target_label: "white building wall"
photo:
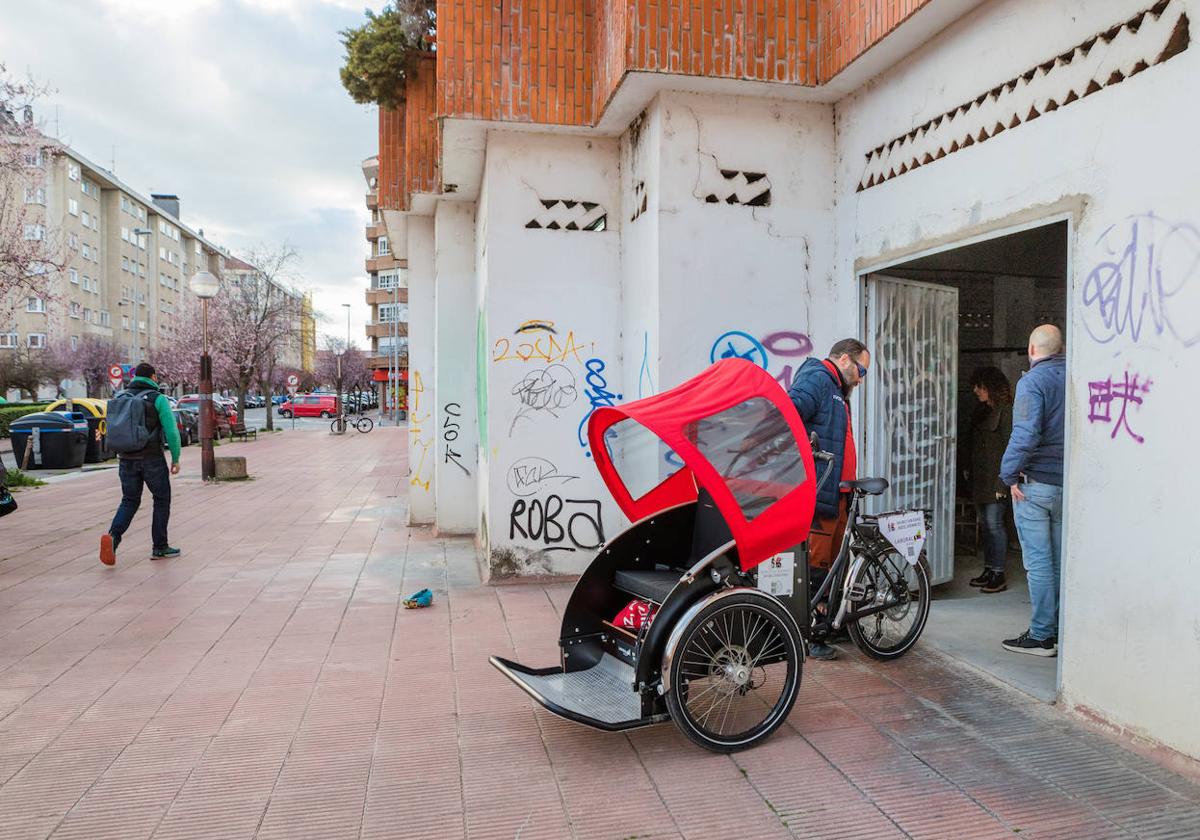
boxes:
[406,215,437,525]
[433,201,479,534]
[477,131,623,576]
[833,0,1200,759]
[653,92,837,394]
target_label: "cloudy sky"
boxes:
[0,0,386,344]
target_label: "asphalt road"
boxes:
[238,405,402,432]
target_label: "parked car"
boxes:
[172,408,198,447]
[177,397,233,439]
[271,395,288,406]
[278,393,340,419]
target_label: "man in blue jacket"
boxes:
[788,338,871,660]
[1000,325,1066,657]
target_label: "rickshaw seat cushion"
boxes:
[840,477,889,495]
[613,569,679,604]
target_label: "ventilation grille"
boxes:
[701,169,772,206]
[858,0,1190,192]
[526,200,608,231]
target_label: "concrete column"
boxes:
[406,215,436,525]
[433,201,479,534]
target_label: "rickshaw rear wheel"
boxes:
[664,591,801,753]
[846,550,931,660]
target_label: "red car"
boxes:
[279,393,339,419]
[177,396,234,438]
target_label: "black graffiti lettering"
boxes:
[509,499,528,539]
[507,495,605,552]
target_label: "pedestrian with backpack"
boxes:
[101,362,181,565]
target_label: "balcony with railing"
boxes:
[365,254,399,273]
[365,222,385,240]
[366,320,409,338]
[368,353,409,369]
[365,191,379,210]
[366,286,408,306]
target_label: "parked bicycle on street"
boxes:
[331,414,373,435]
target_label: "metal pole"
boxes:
[391,284,398,424]
[199,298,215,481]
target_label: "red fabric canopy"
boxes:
[588,358,817,572]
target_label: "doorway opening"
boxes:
[862,220,1069,702]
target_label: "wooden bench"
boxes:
[229,421,258,442]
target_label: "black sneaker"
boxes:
[151,547,181,559]
[981,573,1008,593]
[1002,630,1056,657]
[969,569,992,587]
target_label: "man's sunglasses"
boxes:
[855,361,868,378]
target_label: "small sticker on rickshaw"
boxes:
[757,552,795,597]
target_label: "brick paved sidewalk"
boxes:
[1,430,1198,839]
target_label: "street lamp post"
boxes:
[342,302,351,416]
[189,270,220,481]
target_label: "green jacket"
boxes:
[130,376,181,463]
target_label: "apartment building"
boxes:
[3,136,315,398]
[220,254,312,372]
[369,0,1200,764]
[362,154,408,408]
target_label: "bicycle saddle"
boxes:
[840,477,889,495]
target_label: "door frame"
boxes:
[855,212,1075,699]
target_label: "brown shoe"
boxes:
[100,533,115,566]
[981,572,1007,593]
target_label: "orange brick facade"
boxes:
[817,0,933,80]
[383,1,934,207]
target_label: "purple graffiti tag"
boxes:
[762,331,813,358]
[1087,371,1153,443]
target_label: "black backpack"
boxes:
[106,389,160,453]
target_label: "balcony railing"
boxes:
[366,287,408,305]
[365,191,379,210]
[368,353,408,369]
[366,321,409,338]
[365,223,384,240]
[365,254,399,273]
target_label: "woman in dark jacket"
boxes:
[968,367,1013,593]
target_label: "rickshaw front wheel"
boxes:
[664,591,802,753]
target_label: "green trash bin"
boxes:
[9,411,89,470]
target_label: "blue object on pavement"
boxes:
[403,588,433,609]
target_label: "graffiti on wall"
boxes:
[408,370,433,491]
[708,329,813,388]
[493,320,595,364]
[1087,372,1153,444]
[442,402,471,476]
[638,331,657,399]
[510,364,578,435]
[509,495,605,552]
[1081,213,1200,348]
[576,357,622,458]
[506,457,579,497]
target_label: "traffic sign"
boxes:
[286,374,299,388]
[108,364,124,391]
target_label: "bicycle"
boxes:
[331,415,374,434]
[808,445,932,660]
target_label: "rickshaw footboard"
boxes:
[489,654,660,731]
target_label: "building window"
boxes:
[138,264,145,277]
[377,236,390,256]
[0,333,17,348]
[81,179,97,197]
[195,240,202,255]
[27,333,46,348]
[122,315,130,329]
[69,268,80,284]
[71,335,79,350]
[23,149,44,167]
[24,186,46,204]
[69,302,81,318]
[378,303,407,323]
[68,198,79,216]
[100,311,111,327]
[67,162,80,180]
[82,243,91,260]
[122,256,129,271]
[26,297,45,313]
[24,224,46,241]
[81,210,91,227]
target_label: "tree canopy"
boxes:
[339,1,435,108]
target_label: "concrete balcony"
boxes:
[365,191,379,210]
[365,254,399,273]
[366,287,408,306]
[366,321,409,338]
[365,222,385,240]
[368,354,408,369]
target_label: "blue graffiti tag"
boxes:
[709,330,769,368]
[1081,213,1200,348]
[577,358,623,458]
[638,331,656,399]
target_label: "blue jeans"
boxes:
[109,456,171,550]
[1014,481,1063,641]
[977,501,1008,572]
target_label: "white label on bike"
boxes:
[757,552,794,597]
[878,511,926,566]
